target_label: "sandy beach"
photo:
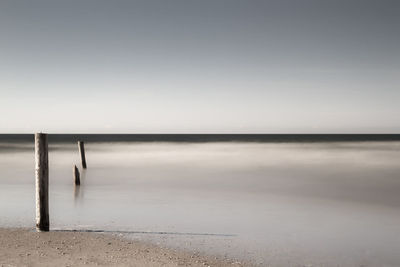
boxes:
[0,228,246,267]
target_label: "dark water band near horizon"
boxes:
[1,135,400,266]
[1,133,400,143]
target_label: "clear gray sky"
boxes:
[0,0,399,133]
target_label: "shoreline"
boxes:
[0,228,247,267]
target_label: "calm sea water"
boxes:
[1,135,400,266]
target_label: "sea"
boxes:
[1,134,400,266]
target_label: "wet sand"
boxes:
[0,228,246,267]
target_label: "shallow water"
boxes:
[1,141,400,266]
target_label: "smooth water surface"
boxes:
[1,140,400,266]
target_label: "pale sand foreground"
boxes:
[0,228,247,267]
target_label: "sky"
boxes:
[0,0,399,133]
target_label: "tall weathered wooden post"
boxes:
[78,141,87,169]
[35,133,49,232]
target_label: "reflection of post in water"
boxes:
[74,183,80,199]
